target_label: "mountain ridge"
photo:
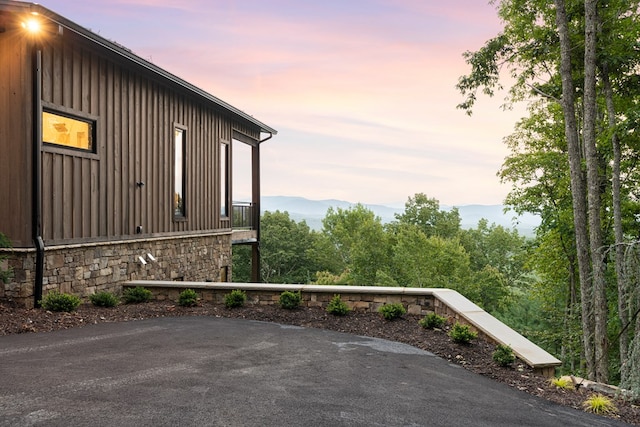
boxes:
[259,196,540,236]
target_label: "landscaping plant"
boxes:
[582,394,617,415]
[279,290,302,309]
[418,312,446,329]
[378,303,406,320]
[122,286,153,304]
[449,322,477,344]
[326,294,350,316]
[549,377,574,390]
[40,291,82,312]
[178,288,198,307]
[492,344,515,367]
[224,289,247,308]
[89,291,119,307]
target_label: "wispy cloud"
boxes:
[43,0,520,205]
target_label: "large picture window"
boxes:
[174,127,186,218]
[42,111,94,151]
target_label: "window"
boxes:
[42,111,94,151]
[174,127,186,218]
[220,141,229,217]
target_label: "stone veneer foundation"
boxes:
[0,232,231,308]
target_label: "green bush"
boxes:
[418,312,446,329]
[224,289,247,308]
[492,344,516,366]
[40,291,81,312]
[326,294,350,316]
[378,303,406,320]
[89,291,119,307]
[449,322,477,344]
[178,288,198,307]
[122,286,153,304]
[279,290,302,310]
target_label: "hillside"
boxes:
[260,196,540,236]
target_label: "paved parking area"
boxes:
[0,317,626,426]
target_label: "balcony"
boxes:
[232,202,254,230]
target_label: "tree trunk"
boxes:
[583,0,608,383]
[602,64,629,382]
[554,0,596,379]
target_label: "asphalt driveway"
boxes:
[0,317,627,426]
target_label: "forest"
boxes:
[236,0,640,396]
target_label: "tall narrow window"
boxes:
[220,141,229,217]
[174,128,186,218]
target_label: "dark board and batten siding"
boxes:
[35,31,259,245]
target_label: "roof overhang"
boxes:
[0,0,277,136]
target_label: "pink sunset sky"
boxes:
[41,0,526,206]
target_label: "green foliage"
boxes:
[40,291,81,312]
[394,193,461,239]
[279,290,302,310]
[390,224,471,289]
[419,312,447,329]
[0,232,13,284]
[582,394,617,415]
[122,286,153,304]
[449,323,477,344]
[89,291,119,307]
[178,289,198,307]
[322,204,389,285]
[549,377,574,390]
[326,294,350,316]
[224,289,247,308]
[378,303,406,320]
[492,344,516,367]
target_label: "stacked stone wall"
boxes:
[0,233,231,308]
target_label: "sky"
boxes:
[40,0,526,206]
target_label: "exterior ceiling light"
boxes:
[22,16,41,33]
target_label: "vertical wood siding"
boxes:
[35,32,260,244]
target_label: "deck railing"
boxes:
[232,202,254,230]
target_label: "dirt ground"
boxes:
[1,299,639,425]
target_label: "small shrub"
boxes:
[279,290,302,310]
[549,377,574,390]
[40,291,81,312]
[89,291,119,307]
[492,344,516,367]
[122,286,153,304]
[419,312,446,329]
[582,394,617,415]
[378,303,406,320]
[178,288,198,307]
[449,322,477,344]
[224,289,247,308]
[326,294,350,316]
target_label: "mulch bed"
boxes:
[1,299,639,425]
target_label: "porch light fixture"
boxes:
[22,15,41,33]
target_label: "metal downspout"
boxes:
[32,46,44,308]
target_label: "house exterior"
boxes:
[0,0,276,308]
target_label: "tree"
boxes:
[321,204,389,285]
[457,0,640,383]
[390,223,471,290]
[394,193,461,240]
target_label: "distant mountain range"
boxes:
[260,196,540,236]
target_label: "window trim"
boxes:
[220,139,230,218]
[41,104,97,154]
[173,124,187,221]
